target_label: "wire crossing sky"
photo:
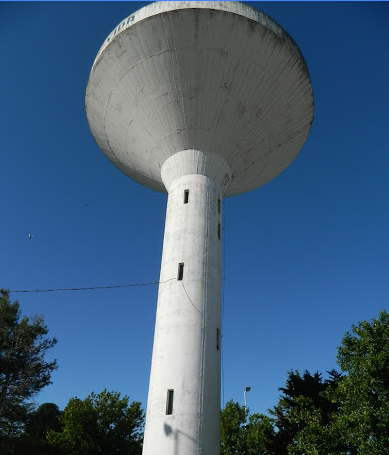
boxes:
[1,1,388,416]
[9,279,173,294]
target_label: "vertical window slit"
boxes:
[218,198,221,214]
[184,190,189,204]
[218,223,221,239]
[216,328,220,350]
[178,263,184,281]
[166,389,174,415]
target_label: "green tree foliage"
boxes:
[25,402,62,440]
[222,311,389,454]
[246,413,276,455]
[270,369,341,454]
[220,399,276,455]
[331,310,389,454]
[0,403,63,455]
[47,389,144,455]
[286,395,329,455]
[21,402,62,454]
[286,394,349,455]
[220,400,247,455]
[284,311,389,454]
[0,289,57,437]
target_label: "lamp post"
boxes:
[244,386,251,428]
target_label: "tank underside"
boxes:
[85,1,314,197]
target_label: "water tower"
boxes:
[85,2,313,454]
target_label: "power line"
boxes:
[180,280,202,314]
[9,278,177,294]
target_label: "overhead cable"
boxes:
[9,278,177,294]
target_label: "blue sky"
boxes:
[1,1,388,417]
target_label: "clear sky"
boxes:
[1,1,388,417]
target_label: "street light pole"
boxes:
[244,386,251,428]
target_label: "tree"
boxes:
[270,369,342,455]
[286,394,349,455]
[22,402,63,454]
[246,413,276,455]
[0,289,57,437]
[331,310,389,454]
[282,311,389,454]
[25,402,62,440]
[47,389,144,455]
[0,403,63,455]
[220,400,247,455]
[220,400,276,455]
[220,311,389,454]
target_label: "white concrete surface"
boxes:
[86,1,314,197]
[142,150,231,455]
[92,2,305,70]
[85,3,315,454]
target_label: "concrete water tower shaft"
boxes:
[85,2,314,454]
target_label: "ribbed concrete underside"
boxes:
[86,1,314,197]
